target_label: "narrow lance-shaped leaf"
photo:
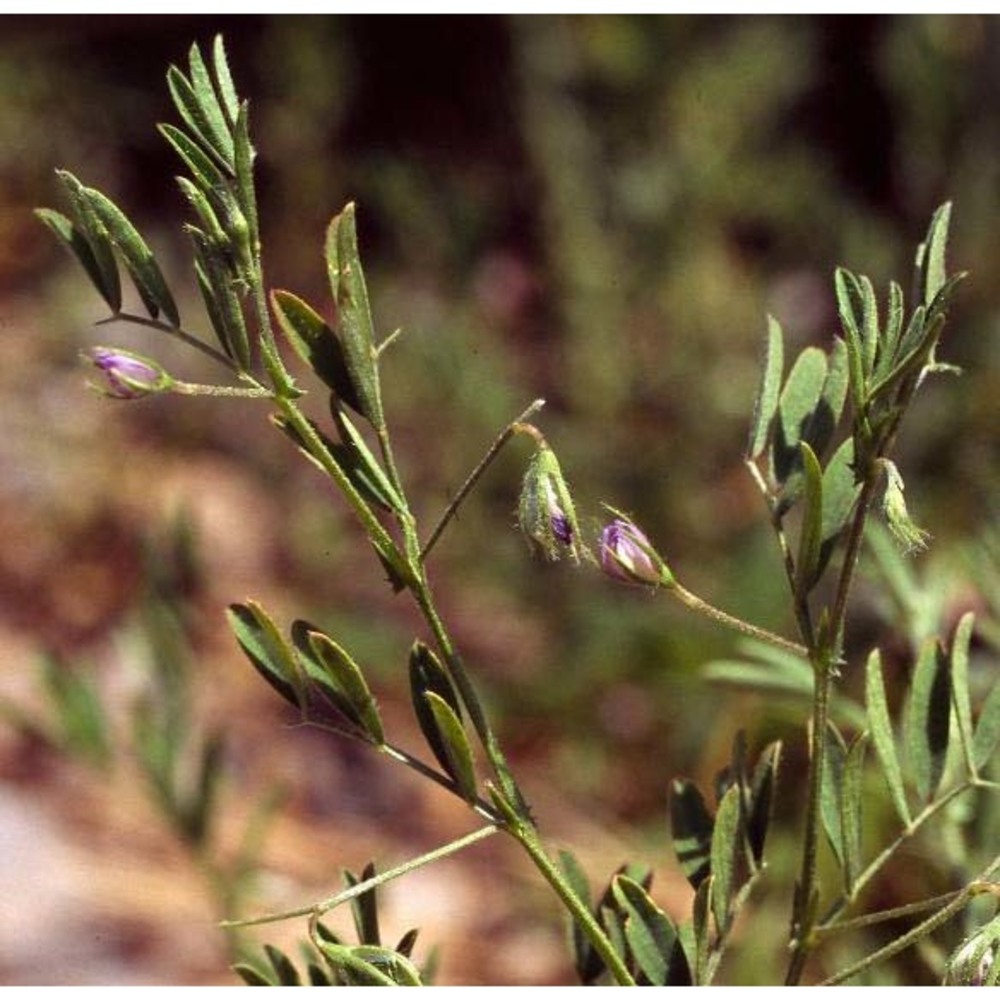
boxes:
[344,862,381,946]
[52,170,123,312]
[795,440,824,594]
[159,122,229,194]
[316,942,404,987]
[167,63,234,172]
[326,203,385,429]
[747,741,781,867]
[211,34,240,126]
[920,201,952,308]
[817,438,860,581]
[329,405,406,515]
[35,208,122,313]
[308,630,384,745]
[865,648,911,826]
[83,186,180,327]
[709,783,743,936]
[190,227,250,368]
[423,690,478,803]
[611,875,690,986]
[746,315,784,460]
[840,731,868,895]
[859,274,879,378]
[951,612,976,776]
[409,642,465,779]
[820,721,846,870]
[906,637,952,803]
[772,345,828,507]
[233,100,258,249]
[669,778,714,889]
[226,601,302,709]
[271,288,362,411]
[264,944,301,986]
[691,875,713,986]
[557,850,596,984]
[974,680,1000,773]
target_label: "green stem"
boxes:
[822,854,1000,985]
[513,824,636,986]
[421,398,546,561]
[785,473,880,985]
[222,824,501,929]
[819,779,980,930]
[99,311,237,371]
[174,380,271,398]
[670,582,809,659]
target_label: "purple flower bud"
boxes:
[86,347,173,399]
[599,518,670,587]
[546,480,573,546]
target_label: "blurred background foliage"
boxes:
[2,13,999,984]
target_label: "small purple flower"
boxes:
[87,347,172,399]
[599,518,670,587]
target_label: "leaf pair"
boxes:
[558,856,690,985]
[37,172,179,327]
[226,601,384,745]
[409,642,478,803]
[669,740,780,960]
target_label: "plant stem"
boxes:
[512,824,636,986]
[222,824,501,929]
[421,398,546,561]
[785,473,880,985]
[821,854,1000,985]
[670,582,809,659]
[98,311,238,371]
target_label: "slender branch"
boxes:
[822,854,1000,985]
[814,889,964,938]
[670,582,810,659]
[421,398,546,561]
[98,311,238,371]
[221,824,501,930]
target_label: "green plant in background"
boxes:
[33,35,1000,985]
[0,514,281,967]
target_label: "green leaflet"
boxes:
[951,612,976,775]
[83,185,180,327]
[271,288,363,412]
[35,207,122,314]
[307,630,384,745]
[167,61,234,173]
[423,691,478,802]
[226,601,302,710]
[326,203,385,429]
[974,681,1000,773]
[746,315,784,460]
[772,345,827,507]
[865,648,911,827]
[409,642,466,782]
[344,862,381,946]
[840,731,868,895]
[611,874,690,985]
[817,438,860,580]
[919,201,952,308]
[557,849,596,983]
[795,440,824,594]
[190,227,250,368]
[709,783,743,936]
[669,778,714,889]
[52,171,123,313]
[747,741,781,867]
[820,721,847,869]
[905,637,952,803]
